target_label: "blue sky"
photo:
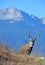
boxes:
[0,0,45,17]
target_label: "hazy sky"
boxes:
[0,0,45,17]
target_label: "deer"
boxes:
[19,32,40,55]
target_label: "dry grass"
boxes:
[0,45,44,65]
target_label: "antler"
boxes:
[37,33,40,39]
[28,31,31,38]
[33,33,40,42]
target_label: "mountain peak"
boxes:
[0,8,23,20]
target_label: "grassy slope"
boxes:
[0,45,44,65]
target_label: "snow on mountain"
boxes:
[29,15,35,19]
[39,17,45,24]
[0,8,23,21]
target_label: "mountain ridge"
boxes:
[0,8,45,24]
[0,8,45,56]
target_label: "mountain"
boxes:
[0,8,45,56]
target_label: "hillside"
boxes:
[0,45,44,65]
[0,8,45,56]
